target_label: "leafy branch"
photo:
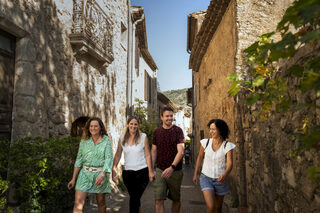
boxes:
[227,0,320,181]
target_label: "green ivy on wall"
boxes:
[227,0,320,182]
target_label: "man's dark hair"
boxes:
[160,106,174,116]
[207,119,230,140]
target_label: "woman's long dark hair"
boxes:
[207,119,230,140]
[122,116,141,146]
[82,117,107,139]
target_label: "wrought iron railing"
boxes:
[70,0,114,67]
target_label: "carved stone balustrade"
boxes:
[69,0,114,68]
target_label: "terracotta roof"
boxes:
[189,0,231,72]
[131,6,158,71]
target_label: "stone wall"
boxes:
[0,0,129,146]
[234,53,320,212]
[234,0,319,212]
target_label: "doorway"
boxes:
[0,29,15,141]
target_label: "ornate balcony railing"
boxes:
[70,0,114,68]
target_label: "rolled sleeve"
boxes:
[177,128,185,144]
[102,136,113,173]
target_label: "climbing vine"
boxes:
[227,0,320,182]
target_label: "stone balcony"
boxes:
[69,0,114,68]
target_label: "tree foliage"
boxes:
[134,98,157,144]
[0,137,80,212]
[163,88,188,106]
[227,0,320,181]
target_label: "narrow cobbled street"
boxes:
[81,164,237,213]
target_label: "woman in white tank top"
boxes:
[192,119,236,213]
[112,116,155,213]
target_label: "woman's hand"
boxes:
[149,170,156,182]
[112,168,118,183]
[95,172,105,186]
[192,174,198,185]
[67,179,75,190]
[218,173,227,184]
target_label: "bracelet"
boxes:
[171,164,177,170]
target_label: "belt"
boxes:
[83,166,103,172]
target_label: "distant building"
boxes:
[129,6,158,119]
[173,106,192,141]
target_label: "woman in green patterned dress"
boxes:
[68,117,113,213]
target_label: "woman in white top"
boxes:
[112,116,155,213]
[193,119,236,213]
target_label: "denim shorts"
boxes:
[199,173,230,195]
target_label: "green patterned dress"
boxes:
[74,135,113,193]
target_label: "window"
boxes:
[144,71,152,104]
[200,130,204,140]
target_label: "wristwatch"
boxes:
[171,164,177,170]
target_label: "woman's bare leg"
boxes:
[202,190,215,213]
[73,190,87,213]
[96,193,106,213]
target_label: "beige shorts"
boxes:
[153,168,183,201]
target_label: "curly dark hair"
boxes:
[207,119,230,140]
[82,117,107,139]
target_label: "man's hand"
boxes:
[161,167,174,179]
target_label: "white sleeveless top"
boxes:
[200,139,236,178]
[121,132,148,171]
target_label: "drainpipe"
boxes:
[126,0,131,116]
[130,9,144,113]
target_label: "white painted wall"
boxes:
[174,107,192,138]
[132,55,156,107]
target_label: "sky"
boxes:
[131,0,211,92]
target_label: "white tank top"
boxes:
[121,132,148,171]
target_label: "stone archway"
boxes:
[71,116,90,137]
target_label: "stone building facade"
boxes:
[188,0,319,212]
[0,0,157,149]
[187,0,236,164]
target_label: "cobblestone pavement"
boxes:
[77,164,237,213]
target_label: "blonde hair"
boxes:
[122,116,141,145]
